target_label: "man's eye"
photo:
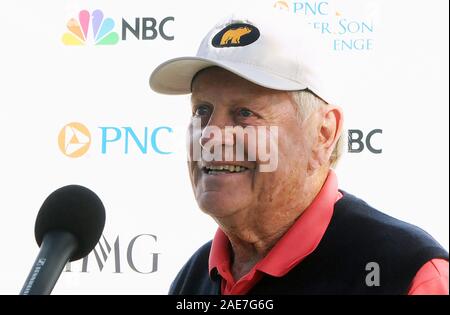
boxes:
[238,108,254,118]
[194,105,211,116]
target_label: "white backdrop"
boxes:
[0,0,448,294]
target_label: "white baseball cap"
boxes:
[150,9,332,103]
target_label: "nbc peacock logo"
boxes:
[62,9,119,46]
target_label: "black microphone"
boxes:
[20,185,106,295]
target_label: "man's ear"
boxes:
[308,105,344,173]
[318,105,343,165]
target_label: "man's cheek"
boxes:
[257,126,279,173]
[186,120,202,162]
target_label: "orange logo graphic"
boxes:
[58,122,91,158]
[220,27,252,45]
[273,0,290,10]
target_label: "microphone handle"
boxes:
[20,230,78,295]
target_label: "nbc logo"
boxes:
[58,122,91,158]
[62,9,175,46]
[62,9,119,45]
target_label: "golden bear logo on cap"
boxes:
[220,27,251,45]
[212,23,260,48]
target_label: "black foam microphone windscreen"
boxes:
[34,184,106,261]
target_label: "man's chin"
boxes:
[197,193,247,219]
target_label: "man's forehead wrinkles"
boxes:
[192,89,257,105]
[192,81,241,96]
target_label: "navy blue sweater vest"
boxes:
[170,191,448,294]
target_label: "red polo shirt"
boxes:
[208,170,449,295]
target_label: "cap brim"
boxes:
[149,56,307,95]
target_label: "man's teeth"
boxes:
[204,165,248,174]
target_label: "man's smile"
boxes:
[200,162,256,175]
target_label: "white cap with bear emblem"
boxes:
[150,8,333,104]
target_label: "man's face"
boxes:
[188,67,317,221]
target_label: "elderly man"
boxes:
[150,11,448,294]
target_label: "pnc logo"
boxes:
[273,0,290,10]
[212,23,260,48]
[62,9,119,45]
[58,122,174,157]
[58,122,91,158]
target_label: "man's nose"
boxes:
[200,112,234,148]
[199,129,235,148]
